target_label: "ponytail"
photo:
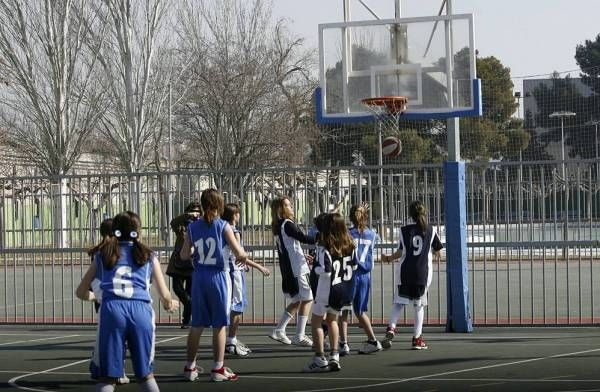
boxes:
[409,201,428,234]
[349,204,368,232]
[201,188,224,225]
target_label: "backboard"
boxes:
[316,10,481,124]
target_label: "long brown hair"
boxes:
[409,201,428,234]
[270,196,290,235]
[98,212,153,269]
[349,204,368,232]
[87,218,113,257]
[201,188,224,224]
[316,213,355,257]
[222,203,240,224]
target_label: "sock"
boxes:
[185,361,196,370]
[226,336,237,345]
[213,361,224,370]
[140,378,160,392]
[389,303,404,328]
[95,383,115,392]
[296,315,309,337]
[414,305,424,337]
[276,311,293,330]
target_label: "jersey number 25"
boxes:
[332,256,353,286]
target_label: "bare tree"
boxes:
[0,0,106,246]
[175,0,317,174]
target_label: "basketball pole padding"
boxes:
[443,161,473,332]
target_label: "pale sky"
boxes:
[271,0,600,93]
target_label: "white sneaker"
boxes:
[210,366,238,382]
[183,366,200,381]
[237,340,252,353]
[339,342,350,356]
[328,352,341,371]
[116,375,130,385]
[303,356,330,373]
[358,340,382,354]
[269,329,291,345]
[226,342,250,357]
[292,334,313,347]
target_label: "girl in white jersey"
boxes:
[381,201,443,350]
[269,196,315,347]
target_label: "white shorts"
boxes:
[393,287,429,307]
[286,274,313,303]
[312,274,341,317]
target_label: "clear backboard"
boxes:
[316,8,481,124]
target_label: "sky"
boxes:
[271,0,600,93]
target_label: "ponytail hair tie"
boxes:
[114,229,122,238]
[130,231,138,239]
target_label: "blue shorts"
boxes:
[191,268,231,328]
[230,269,247,314]
[352,271,371,315]
[90,300,155,379]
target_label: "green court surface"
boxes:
[1,325,599,391]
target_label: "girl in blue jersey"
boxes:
[381,201,443,350]
[76,212,178,392]
[339,204,382,355]
[222,203,270,357]
[181,189,248,382]
[304,213,356,373]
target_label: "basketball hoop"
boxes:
[361,96,408,135]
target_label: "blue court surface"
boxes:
[1,325,599,391]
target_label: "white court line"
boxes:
[291,347,600,392]
[0,298,72,310]
[7,335,187,392]
[0,335,79,347]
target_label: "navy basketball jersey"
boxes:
[94,242,153,302]
[188,217,229,271]
[398,224,443,288]
[349,227,377,273]
[316,247,357,311]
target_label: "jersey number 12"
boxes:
[195,237,218,265]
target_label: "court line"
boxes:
[0,298,72,310]
[7,335,187,392]
[291,347,600,392]
[0,335,79,347]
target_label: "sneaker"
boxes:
[237,340,252,353]
[358,340,382,354]
[412,335,428,350]
[180,324,190,329]
[328,352,341,371]
[116,375,130,385]
[269,329,291,345]
[381,326,396,350]
[183,366,199,382]
[211,366,238,382]
[292,334,313,347]
[339,342,350,356]
[226,342,250,357]
[303,356,330,373]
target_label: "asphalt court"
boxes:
[1,325,599,392]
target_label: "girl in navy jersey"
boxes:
[181,189,248,382]
[339,204,382,355]
[381,201,443,350]
[304,213,356,372]
[222,203,270,357]
[270,196,315,347]
[76,212,178,392]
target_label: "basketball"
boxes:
[382,136,402,157]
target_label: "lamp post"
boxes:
[549,111,576,181]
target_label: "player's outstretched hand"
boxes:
[162,298,179,313]
[305,253,314,265]
[360,202,370,211]
[260,266,271,277]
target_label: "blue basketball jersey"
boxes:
[224,226,244,271]
[188,217,230,271]
[94,242,153,303]
[350,227,378,273]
